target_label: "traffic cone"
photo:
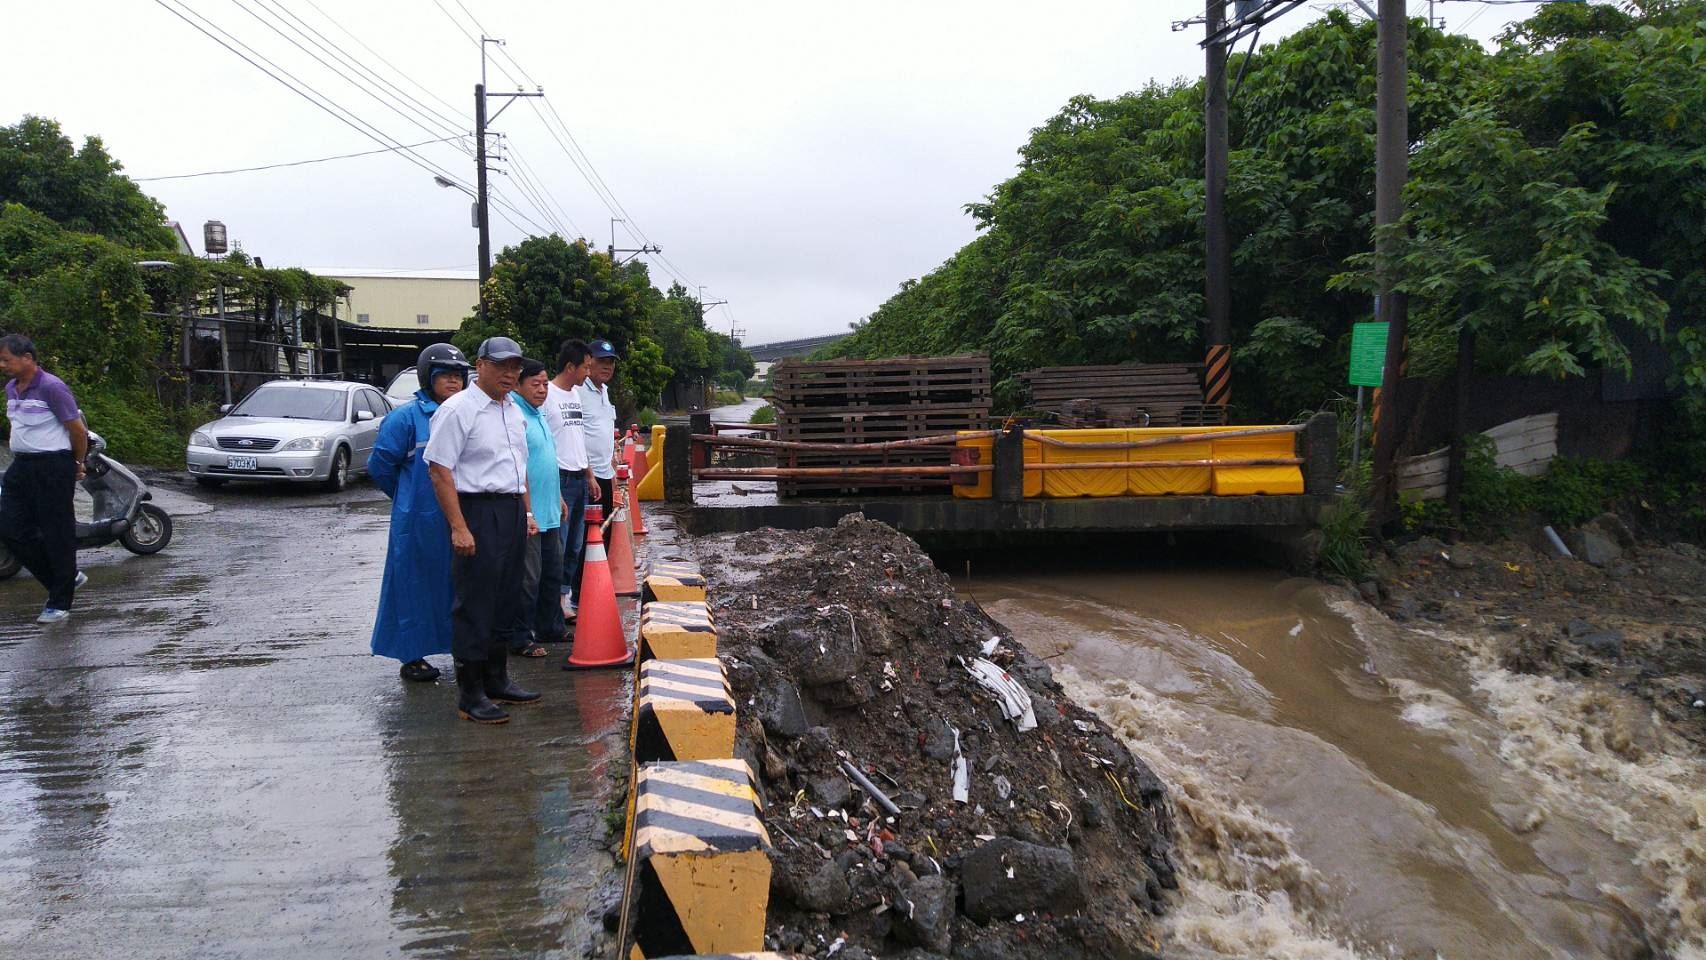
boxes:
[607,467,641,597]
[630,436,651,491]
[565,504,633,669]
[626,460,649,537]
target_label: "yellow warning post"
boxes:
[642,561,708,604]
[638,601,717,662]
[627,759,772,958]
[633,658,737,763]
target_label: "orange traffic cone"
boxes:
[625,459,649,537]
[565,504,632,669]
[630,439,651,488]
[607,467,640,597]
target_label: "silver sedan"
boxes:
[185,380,393,491]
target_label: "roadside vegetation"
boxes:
[450,233,754,421]
[0,117,346,463]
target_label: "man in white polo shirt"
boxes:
[1,334,89,625]
[578,339,620,518]
[546,338,595,620]
[425,336,542,725]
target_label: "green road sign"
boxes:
[1349,321,1389,387]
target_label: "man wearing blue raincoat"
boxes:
[369,343,472,682]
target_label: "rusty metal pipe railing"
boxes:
[1021,423,1304,450]
[692,431,997,453]
[694,457,1301,479]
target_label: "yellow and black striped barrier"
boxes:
[633,658,736,763]
[626,758,772,960]
[643,560,708,603]
[639,601,718,662]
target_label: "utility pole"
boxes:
[475,82,490,296]
[1369,0,1409,518]
[1203,0,1232,409]
[472,37,542,320]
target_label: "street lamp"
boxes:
[433,175,479,229]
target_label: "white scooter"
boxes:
[0,431,173,580]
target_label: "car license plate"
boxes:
[226,455,258,471]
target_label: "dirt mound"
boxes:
[691,515,1177,960]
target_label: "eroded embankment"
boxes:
[690,515,1178,960]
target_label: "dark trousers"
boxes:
[0,452,78,611]
[450,494,526,663]
[511,525,565,649]
[560,472,589,603]
[593,474,614,518]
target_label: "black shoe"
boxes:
[483,655,541,705]
[455,660,509,724]
[400,658,440,683]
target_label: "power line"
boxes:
[252,0,474,147]
[297,0,475,126]
[152,0,477,195]
[506,141,584,239]
[427,0,700,288]
[134,136,463,181]
[227,0,470,151]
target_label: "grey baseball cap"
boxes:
[477,336,524,361]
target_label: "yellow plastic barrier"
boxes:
[633,658,736,763]
[635,425,666,501]
[951,432,1041,499]
[1211,432,1304,495]
[628,759,771,959]
[1126,427,1216,495]
[1039,428,1128,497]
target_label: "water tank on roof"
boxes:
[204,220,228,256]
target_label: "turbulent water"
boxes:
[962,565,1706,960]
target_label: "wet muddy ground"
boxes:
[0,475,627,959]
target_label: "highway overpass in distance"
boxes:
[745,333,849,362]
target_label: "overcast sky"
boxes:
[3,1,1533,345]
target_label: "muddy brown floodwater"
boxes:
[960,559,1706,960]
[0,477,628,959]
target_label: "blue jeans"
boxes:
[559,471,590,604]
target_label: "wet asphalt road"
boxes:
[0,474,630,959]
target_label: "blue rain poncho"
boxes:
[368,389,454,663]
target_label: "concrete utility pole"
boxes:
[475,82,491,293]
[1369,0,1409,516]
[472,37,542,320]
[1203,0,1233,409]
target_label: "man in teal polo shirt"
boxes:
[509,358,568,656]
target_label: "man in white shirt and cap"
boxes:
[578,339,620,518]
[424,336,542,724]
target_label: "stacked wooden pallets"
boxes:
[1020,363,1222,427]
[771,354,992,496]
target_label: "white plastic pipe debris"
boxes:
[965,657,1038,732]
[951,726,969,803]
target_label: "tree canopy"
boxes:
[829,2,1706,422]
[0,116,177,251]
[457,234,755,416]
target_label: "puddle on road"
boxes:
[962,565,1706,960]
[0,490,627,958]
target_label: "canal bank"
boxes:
[957,544,1706,959]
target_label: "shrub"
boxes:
[1318,492,1370,581]
[637,408,658,430]
[749,404,776,425]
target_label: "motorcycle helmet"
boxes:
[417,343,472,392]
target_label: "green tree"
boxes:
[832,5,1705,423]
[617,334,671,417]
[0,116,175,251]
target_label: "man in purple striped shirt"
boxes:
[1,334,89,624]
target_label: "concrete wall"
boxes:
[327,275,478,333]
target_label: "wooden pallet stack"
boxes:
[1020,363,1223,427]
[770,354,992,496]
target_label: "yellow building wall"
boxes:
[329,275,478,332]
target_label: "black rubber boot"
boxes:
[455,660,509,724]
[484,655,541,705]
